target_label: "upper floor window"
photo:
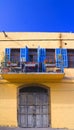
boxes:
[67,49,74,68]
[10,49,20,63]
[46,49,55,63]
[5,48,69,68]
[29,49,37,62]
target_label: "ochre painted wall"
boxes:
[0,32,74,62]
[0,32,74,129]
[0,83,17,127]
[0,82,74,129]
[51,83,74,129]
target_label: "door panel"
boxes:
[19,93,27,105]
[28,106,34,114]
[36,115,42,127]
[20,115,27,127]
[43,105,48,114]
[19,106,27,113]
[28,115,34,127]
[43,115,49,127]
[18,89,49,128]
[27,93,34,105]
[36,106,42,114]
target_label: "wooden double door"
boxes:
[18,87,50,128]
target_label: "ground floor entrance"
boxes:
[18,86,50,128]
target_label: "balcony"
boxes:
[0,62,65,83]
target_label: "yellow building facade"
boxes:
[0,32,74,129]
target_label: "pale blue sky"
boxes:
[0,0,74,32]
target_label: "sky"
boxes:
[0,0,74,32]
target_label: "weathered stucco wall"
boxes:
[0,83,17,127]
[0,32,74,62]
[0,82,74,129]
[51,83,74,129]
[0,32,74,129]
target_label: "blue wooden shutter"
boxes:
[61,49,68,68]
[25,46,29,62]
[38,46,40,63]
[38,47,46,62]
[42,48,46,72]
[38,47,46,71]
[20,47,29,62]
[55,48,61,67]
[20,48,26,62]
[5,48,11,62]
[42,48,46,62]
[55,48,68,69]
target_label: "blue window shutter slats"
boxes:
[38,46,40,62]
[55,48,61,67]
[20,47,29,62]
[38,47,46,62]
[20,48,25,62]
[25,46,29,62]
[37,47,46,72]
[62,49,68,68]
[41,48,46,72]
[55,48,68,68]
[5,48,11,61]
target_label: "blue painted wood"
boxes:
[20,47,29,62]
[25,46,29,62]
[5,48,11,61]
[38,47,46,72]
[62,49,68,67]
[20,48,26,62]
[55,48,62,67]
[55,48,68,72]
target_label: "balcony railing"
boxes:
[0,61,64,74]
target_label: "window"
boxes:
[67,49,74,68]
[29,49,37,62]
[46,49,55,63]
[10,49,20,63]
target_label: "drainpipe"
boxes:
[59,33,62,48]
